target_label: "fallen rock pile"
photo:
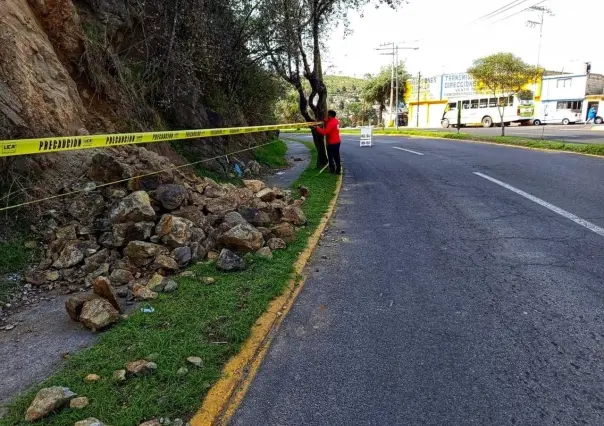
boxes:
[21,147,307,332]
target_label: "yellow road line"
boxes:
[190,172,343,426]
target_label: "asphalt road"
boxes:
[232,134,604,425]
[421,124,604,144]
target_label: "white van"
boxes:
[533,101,582,125]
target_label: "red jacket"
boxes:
[316,117,341,144]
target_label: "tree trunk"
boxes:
[500,106,506,136]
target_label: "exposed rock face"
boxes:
[0,0,87,138]
[25,386,76,422]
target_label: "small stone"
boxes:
[112,369,127,382]
[24,240,37,249]
[146,274,166,292]
[282,205,307,226]
[200,276,216,285]
[110,269,134,285]
[133,284,158,301]
[187,356,203,367]
[126,359,157,375]
[70,397,90,409]
[179,271,196,278]
[218,223,264,253]
[256,247,273,260]
[267,238,287,250]
[84,374,101,382]
[298,186,310,198]
[139,420,161,426]
[45,270,61,282]
[53,241,85,269]
[271,222,296,243]
[163,280,178,292]
[176,367,188,376]
[124,241,169,267]
[25,386,76,421]
[207,251,219,261]
[216,249,246,272]
[75,418,106,426]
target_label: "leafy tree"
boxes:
[362,62,409,126]
[468,53,539,136]
[252,0,404,167]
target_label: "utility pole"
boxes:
[375,43,419,128]
[526,6,554,70]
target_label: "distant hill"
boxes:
[324,75,366,94]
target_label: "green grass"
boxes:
[281,128,604,157]
[0,147,338,425]
[253,139,288,167]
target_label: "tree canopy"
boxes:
[468,53,539,135]
[363,62,409,126]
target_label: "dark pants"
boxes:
[327,143,341,174]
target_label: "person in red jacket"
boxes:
[315,110,341,174]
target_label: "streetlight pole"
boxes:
[395,48,399,129]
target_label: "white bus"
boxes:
[441,95,534,128]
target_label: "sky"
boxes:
[323,0,604,78]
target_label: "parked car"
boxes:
[533,109,582,125]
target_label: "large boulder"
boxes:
[216,249,246,271]
[171,246,192,267]
[68,193,106,223]
[52,241,86,269]
[218,223,264,253]
[256,188,276,202]
[111,222,154,247]
[155,215,193,249]
[108,191,156,224]
[172,206,208,230]
[282,205,307,226]
[25,386,76,422]
[271,222,296,243]
[92,276,122,312]
[124,241,168,267]
[223,211,248,228]
[154,184,188,210]
[243,180,265,193]
[79,298,120,331]
[205,196,238,216]
[237,207,272,227]
[65,293,101,321]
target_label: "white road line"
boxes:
[392,147,424,156]
[474,172,604,238]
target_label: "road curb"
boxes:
[592,126,604,131]
[190,171,344,426]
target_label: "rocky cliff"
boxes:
[0,0,281,190]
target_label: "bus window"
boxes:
[471,100,479,109]
[498,97,508,106]
[489,98,497,107]
[508,96,514,105]
[462,100,470,109]
[448,102,457,110]
[479,99,488,108]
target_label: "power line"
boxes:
[491,0,547,24]
[472,0,530,23]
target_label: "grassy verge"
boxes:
[282,128,604,157]
[0,147,338,425]
[253,139,288,167]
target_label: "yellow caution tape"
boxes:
[0,122,317,158]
